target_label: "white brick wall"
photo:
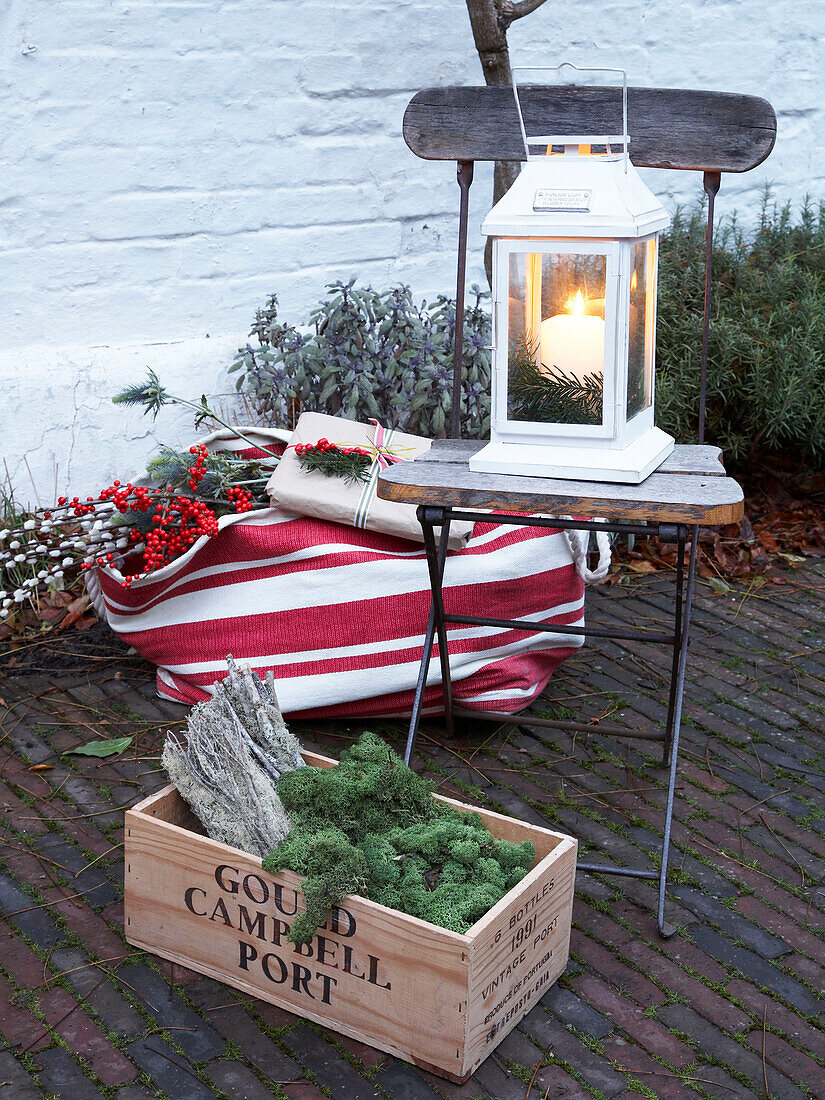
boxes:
[2,0,822,494]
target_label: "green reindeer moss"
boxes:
[262,732,534,944]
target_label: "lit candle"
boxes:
[539,290,605,382]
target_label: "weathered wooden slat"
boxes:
[377,461,743,526]
[657,445,725,476]
[404,86,776,173]
[418,440,726,477]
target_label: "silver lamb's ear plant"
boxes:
[161,656,303,857]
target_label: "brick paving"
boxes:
[1,565,824,1098]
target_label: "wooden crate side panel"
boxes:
[462,839,577,1077]
[124,811,468,1076]
[129,786,204,832]
[301,750,337,768]
[130,778,571,869]
[127,780,571,876]
[125,763,577,1080]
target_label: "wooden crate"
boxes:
[124,751,577,1082]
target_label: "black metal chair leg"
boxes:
[404,500,700,938]
[657,527,699,938]
[449,160,474,440]
[403,506,453,764]
[662,525,688,765]
[420,507,454,734]
[404,600,439,765]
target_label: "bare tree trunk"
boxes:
[464,0,549,285]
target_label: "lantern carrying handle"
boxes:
[511,63,630,171]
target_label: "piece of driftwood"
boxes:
[377,457,743,525]
[161,656,304,858]
[125,751,578,1083]
[403,85,776,173]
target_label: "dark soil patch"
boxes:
[0,618,144,676]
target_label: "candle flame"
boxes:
[566,289,586,316]
[631,269,638,292]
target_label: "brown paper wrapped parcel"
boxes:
[266,412,473,549]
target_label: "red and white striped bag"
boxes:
[88,429,585,717]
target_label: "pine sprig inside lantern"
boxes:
[508,335,603,426]
[294,440,374,484]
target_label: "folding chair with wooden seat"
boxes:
[377,82,776,936]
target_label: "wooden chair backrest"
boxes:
[403,85,776,173]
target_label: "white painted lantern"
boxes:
[470,67,674,484]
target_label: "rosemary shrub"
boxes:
[656,193,825,466]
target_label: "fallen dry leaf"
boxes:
[612,460,825,584]
[624,561,658,574]
[56,592,91,632]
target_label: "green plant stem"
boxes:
[162,397,282,464]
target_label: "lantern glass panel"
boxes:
[506,250,607,427]
[627,237,657,419]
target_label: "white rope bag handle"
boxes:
[561,517,612,584]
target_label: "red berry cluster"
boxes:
[60,477,222,587]
[187,444,209,490]
[294,438,371,459]
[53,444,265,587]
[61,482,165,574]
[121,495,220,585]
[226,485,254,513]
[58,479,145,517]
[58,481,164,522]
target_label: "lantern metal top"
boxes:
[482,158,670,239]
[482,64,670,241]
[512,63,630,164]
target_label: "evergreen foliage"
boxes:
[294,442,372,484]
[508,335,603,424]
[143,447,271,508]
[262,732,534,944]
[656,192,825,465]
[112,368,170,418]
[230,193,825,467]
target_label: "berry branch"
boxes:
[1,442,271,620]
[293,439,374,484]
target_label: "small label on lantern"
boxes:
[533,189,592,212]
